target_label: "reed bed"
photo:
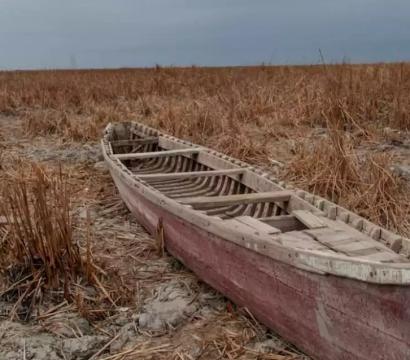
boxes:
[0,164,82,283]
[0,64,409,139]
[1,64,409,235]
[2,64,407,358]
[284,127,410,234]
[0,163,130,322]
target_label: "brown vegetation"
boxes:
[1,164,81,286]
[0,164,129,322]
[1,63,408,233]
[284,127,409,234]
[0,64,409,358]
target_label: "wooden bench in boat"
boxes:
[114,148,201,161]
[260,214,306,232]
[292,210,326,229]
[137,168,247,181]
[260,210,326,232]
[110,137,159,147]
[224,216,282,235]
[302,227,407,262]
[232,211,407,263]
[177,190,292,208]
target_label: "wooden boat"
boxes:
[102,122,410,360]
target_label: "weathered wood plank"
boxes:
[278,231,334,252]
[114,148,200,161]
[137,168,246,181]
[227,216,281,234]
[177,191,292,208]
[259,215,305,232]
[292,210,326,229]
[110,137,158,146]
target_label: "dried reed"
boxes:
[284,128,410,234]
[1,164,82,284]
[0,164,96,319]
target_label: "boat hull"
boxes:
[111,171,410,360]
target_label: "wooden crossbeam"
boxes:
[110,137,158,146]
[177,190,292,208]
[114,148,200,161]
[137,168,247,181]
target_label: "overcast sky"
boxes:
[1,0,410,69]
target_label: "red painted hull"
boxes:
[113,175,410,360]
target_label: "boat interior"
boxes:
[105,123,410,265]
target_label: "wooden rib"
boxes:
[114,148,200,161]
[178,191,292,208]
[132,156,160,170]
[220,204,248,219]
[222,187,252,218]
[135,157,172,174]
[255,203,267,218]
[149,177,192,187]
[220,175,234,195]
[164,177,211,195]
[137,168,246,181]
[260,202,272,218]
[180,155,192,172]
[266,202,275,217]
[143,155,184,175]
[241,203,257,217]
[166,173,222,197]
[204,174,233,197]
[148,164,208,186]
[151,178,195,190]
[149,163,211,186]
[110,137,158,147]
[172,177,224,199]
[204,205,236,216]
[156,179,200,193]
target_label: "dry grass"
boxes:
[0,164,84,286]
[4,64,409,358]
[1,63,409,234]
[24,110,105,142]
[284,127,410,233]
[0,164,93,318]
[1,64,409,140]
[0,163,133,322]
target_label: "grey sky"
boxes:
[1,0,410,69]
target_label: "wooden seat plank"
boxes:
[137,168,246,181]
[227,216,281,234]
[302,227,408,261]
[114,148,200,161]
[177,191,292,208]
[278,231,335,252]
[110,137,158,146]
[259,215,306,232]
[292,210,326,229]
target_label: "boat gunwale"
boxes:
[102,122,410,285]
